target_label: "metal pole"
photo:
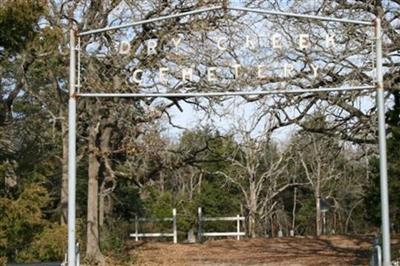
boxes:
[375,18,391,266]
[79,6,223,36]
[68,29,77,266]
[229,6,373,25]
[77,85,374,98]
[79,5,373,37]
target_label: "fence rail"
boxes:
[130,233,175,237]
[198,207,245,241]
[203,217,245,221]
[130,208,177,243]
[136,217,173,222]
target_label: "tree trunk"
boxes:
[315,192,322,237]
[99,193,104,227]
[292,187,297,232]
[99,125,114,228]
[249,181,257,238]
[86,121,104,264]
[160,172,164,193]
[60,116,68,225]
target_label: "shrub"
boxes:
[17,224,67,262]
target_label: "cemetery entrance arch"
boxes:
[67,5,390,265]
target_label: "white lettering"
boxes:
[159,67,169,83]
[232,64,241,78]
[272,34,282,49]
[119,41,131,55]
[207,67,217,82]
[325,34,335,48]
[182,68,193,82]
[257,65,267,79]
[284,64,294,78]
[132,69,143,84]
[217,38,227,50]
[245,35,256,49]
[299,34,310,49]
[172,37,182,50]
[310,64,319,78]
[147,39,158,55]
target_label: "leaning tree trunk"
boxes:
[86,120,104,264]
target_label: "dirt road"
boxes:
[131,235,372,265]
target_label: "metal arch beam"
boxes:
[79,5,372,36]
[229,6,373,25]
[76,85,374,98]
[79,6,224,36]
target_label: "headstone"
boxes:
[290,230,294,237]
[188,228,196,243]
[278,230,283,237]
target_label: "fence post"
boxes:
[76,242,80,266]
[173,208,177,244]
[135,215,138,242]
[198,207,202,242]
[237,215,240,240]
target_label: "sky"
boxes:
[163,97,300,146]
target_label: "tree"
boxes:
[257,0,400,235]
[215,116,298,237]
[294,131,342,237]
[0,1,69,263]
[287,113,370,236]
[365,103,400,232]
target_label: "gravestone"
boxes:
[188,228,196,243]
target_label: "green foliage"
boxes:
[195,181,240,216]
[100,220,131,260]
[143,188,175,218]
[0,0,47,53]
[0,182,67,262]
[364,157,381,226]
[113,180,144,220]
[365,92,400,231]
[0,184,48,258]
[194,180,241,233]
[17,224,67,262]
[178,128,236,173]
[365,147,400,230]
[295,196,316,235]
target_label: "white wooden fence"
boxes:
[130,208,177,244]
[198,207,245,241]
[130,208,245,243]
